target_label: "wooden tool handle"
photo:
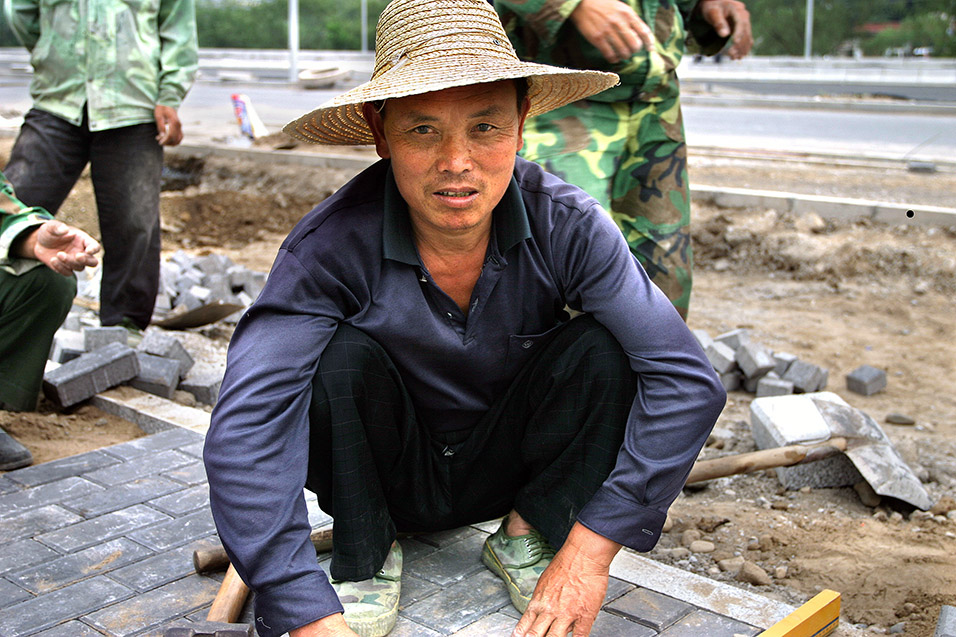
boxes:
[207,563,249,623]
[687,437,848,484]
[194,528,335,573]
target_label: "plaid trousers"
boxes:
[306,315,637,582]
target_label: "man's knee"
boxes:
[22,268,76,317]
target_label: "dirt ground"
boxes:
[2,134,955,635]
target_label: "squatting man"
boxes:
[203,1,726,636]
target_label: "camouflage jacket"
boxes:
[495,0,727,103]
[3,0,198,131]
[0,172,52,276]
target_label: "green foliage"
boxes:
[861,10,956,56]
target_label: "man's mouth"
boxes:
[435,190,477,198]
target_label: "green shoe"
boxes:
[481,519,555,613]
[331,542,402,637]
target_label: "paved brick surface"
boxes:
[0,427,778,636]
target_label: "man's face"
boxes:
[364,81,529,238]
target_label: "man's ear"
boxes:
[362,102,391,159]
[516,96,531,153]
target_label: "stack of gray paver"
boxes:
[693,328,828,398]
[155,250,266,319]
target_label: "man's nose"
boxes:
[436,134,473,173]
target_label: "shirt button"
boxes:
[446,312,453,319]
[522,340,533,349]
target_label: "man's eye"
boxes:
[412,126,431,134]
[475,123,495,132]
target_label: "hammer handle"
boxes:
[687,437,848,484]
[207,563,249,623]
[194,528,334,573]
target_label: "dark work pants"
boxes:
[306,315,638,582]
[0,267,75,410]
[3,108,163,328]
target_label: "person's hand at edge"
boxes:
[154,104,185,146]
[289,613,360,637]
[512,522,622,637]
[697,0,753,59]
[570,0,656,64]
[15,220,101,276]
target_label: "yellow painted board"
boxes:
[758,589,841,637]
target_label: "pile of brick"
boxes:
[692,328,829,398]
[154,250,266,317]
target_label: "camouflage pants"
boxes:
[521,94,692,319]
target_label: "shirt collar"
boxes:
[382,163,531,266]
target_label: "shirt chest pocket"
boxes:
[505,322,566,369]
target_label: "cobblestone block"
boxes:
[67,476,184,517]
[131,352,182,399]
[0,505,81,544]
[402,570,510,634]
[83,326,129,351]
[32,620,106,636]
[109,536,221,593]
[782,359,827,393]
[100,427,204,462]
[49,329,85,364]
[6,450,119,488]
[0,576,132,636]
[0,539,60,576]
[846,364,887,396]
[655,608,761,636]
[705,341,737,374]
[736,342,776,380]
[605,587,694,630]
[9,538,153,595]
[591,611,657,636]
[196,253,234,276]
[0,578,31,607]
[43,342,140,408]
[0,476,103,517]
[179,367,224,406]
[37,505,171,553]
[756,376,795,397]
[714,328,750,351]
[177,441,206,460]
[162,461,207,486]
[387,617,443,637]
[691,329,713,352]
[451,612,520,636]
[719,371,742,392]
[150,484,210,516]
[0,475,17,495]
[84,449,195,487]
[936,605,956,637]
[773,351,798,376]
[83,574,221,636]
[404,531,486,587]
[127,508,217,551]
[396,572,441,610]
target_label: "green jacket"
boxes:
[3,0,199,131]
[495,0,726,103]
[0,172,51,276]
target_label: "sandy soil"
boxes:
[2,135,955,635]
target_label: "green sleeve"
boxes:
[495,0,584,51]
[3,0,41,51]
[156,0,199,107]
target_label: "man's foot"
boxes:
[115,317,144,347]
[0,427,33,471]
[481,518,555,613]
[331,542,402,637]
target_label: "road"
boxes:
[2,73,955,163]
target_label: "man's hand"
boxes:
[154,104,185,146]
[570,0,656,64]
[289,613,359,636]
[696,0,753,59]
[512,523,621,637]
[17,220,101,276]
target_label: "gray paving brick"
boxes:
[657,608,761,636]
[83,449,196,486]
[101,427,204,461]
[32,620,105,636]
[605,586,694,630]
[0,476,104,517]
[131,352,182,399]
[0,475,18,495]
[138,331,195,379]
[0,576,132,636]
[127,508,217,551]
[400,537,440,564]
[591,611,659,636]
[5,450,119,488]
[389,616,443,636]
[83,574,221,636]
[604,577,636,604]
[403,569,510,634]
[43,342,140,408]
[177,441,205,459]
[149,484,210,516]
[37,505,171,553]
[736,342,776,380]
[846,364,887,396]
[66,477,184,517]
[162,460,207,486]
[83,326,129,351]
[714,328,750,351]
[0,505,82,544]
[449,611,517,636]
[9,538,154,595]
[109,535,221,593]
[416,526,480,548]
[0,577,31,607]
[404,531,486,587]
[399,572,441,609]
[0,539,61,576]
[179,368,223,406]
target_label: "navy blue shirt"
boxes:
[204,156,725,636]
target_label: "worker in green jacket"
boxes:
[495,0,752,319]
[1,172,100,470]
[2,0,198,332]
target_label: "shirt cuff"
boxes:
[0,217,46,275]
[577,487,667,552]
[252,569,345,637]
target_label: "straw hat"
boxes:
[283,0,619,145]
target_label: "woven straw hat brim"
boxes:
[283,59,619,146]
